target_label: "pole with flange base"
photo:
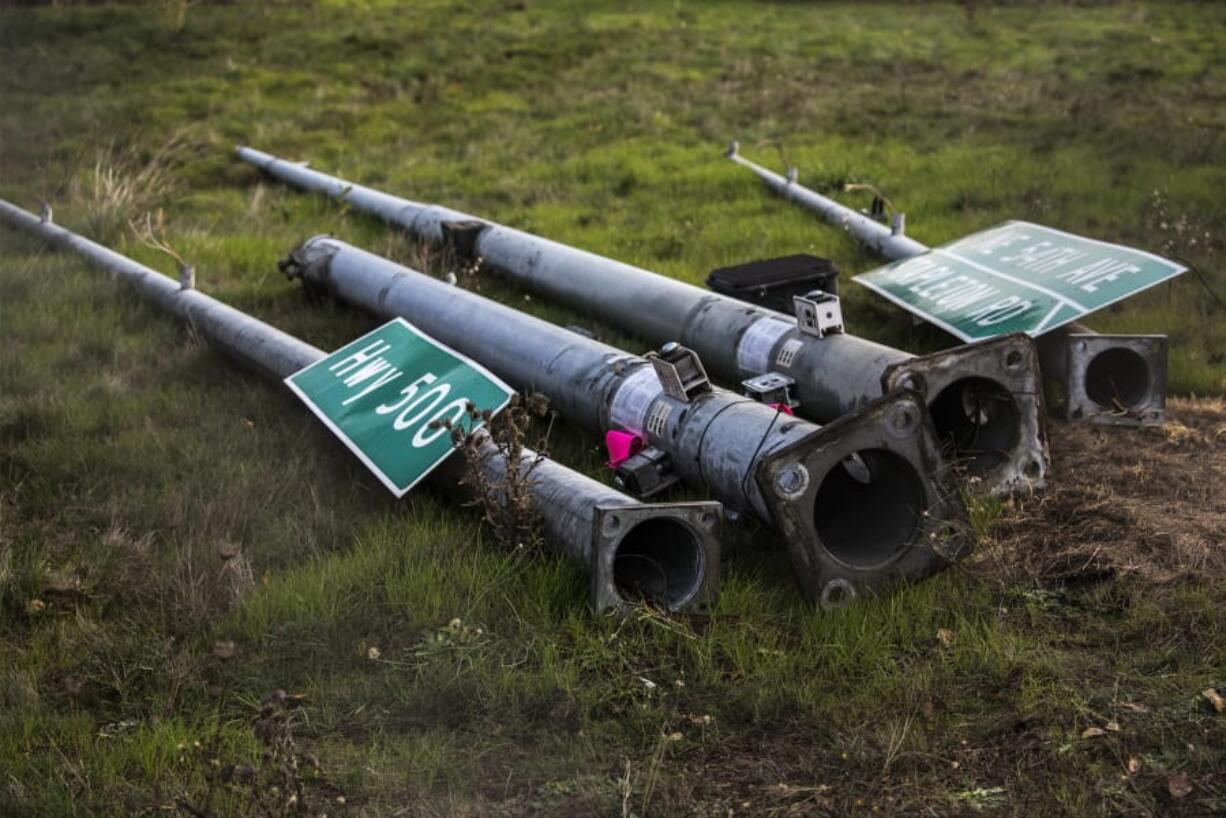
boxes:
[0,198,722,615]
[281,235,974,609]
[726,145,1168,426]
[234,145,1048,495]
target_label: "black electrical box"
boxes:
[706,254,839,313]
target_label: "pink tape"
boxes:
[605,429,645,468]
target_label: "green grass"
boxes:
[2,2,1225,815]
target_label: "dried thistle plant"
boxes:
[430,392,552,551]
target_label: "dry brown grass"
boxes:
[974,396,1226,587]
[67,131,188,240]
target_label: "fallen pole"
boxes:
[235,145,1048,494]
[727,145,1168,426]
[0,198,723,614]
[281,235,973,608]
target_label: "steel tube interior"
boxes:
[613,518,705,608]
[1084,347,1151,411]
[813,450,926,569]
[928,377,1021,478]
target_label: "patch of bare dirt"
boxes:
[978,397,1226,585]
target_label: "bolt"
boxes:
[774,463,808,496]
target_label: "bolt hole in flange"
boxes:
[813,449,925,569]
[929,377,1021,477]
[1084,347,1151,411]
[613,519,705,608]
[820,578,857,611]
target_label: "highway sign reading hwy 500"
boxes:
[854,221,1186,342]
[286,318,514,496]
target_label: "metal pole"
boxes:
[281,235,972,608]
[235,145,1048,494]
[0,198,722,614]
[727,146,1168,426]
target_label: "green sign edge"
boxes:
[284,317,515,498]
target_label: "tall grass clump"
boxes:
[68,132,187,241]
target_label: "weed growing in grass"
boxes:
[1143,190,1226,315]
[440,392,552,552]
[173,645,345,818]
[66,131,190,242]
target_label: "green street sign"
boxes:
[854,221,1186,342]
[286,318,514,497]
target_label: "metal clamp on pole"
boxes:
[614,447,681,498]
[794,291,844,338]
[742,371,799,410]
[646,342,711,402]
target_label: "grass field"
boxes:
[2,1,1224,815]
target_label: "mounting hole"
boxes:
[613,519,705,609]
[602,515,621,536]
[813,449,925,569]
[1004,350,1023,369]
[1023,459,1042,480]
[1084,347,1151,411]
[820,579,857,611]
[929,377,1021,478]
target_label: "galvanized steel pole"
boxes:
[235,145,1048,494]
[281,235,972,608]
[727,145,1168,426]
[0,198,723,614]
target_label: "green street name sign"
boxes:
[286,318,514,497]
[854,221,1186,342]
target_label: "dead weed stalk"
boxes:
[175,643,344,818]
[435,392,552,551]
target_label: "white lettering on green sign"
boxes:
[285,318,514,497]
[854,221,1186,342]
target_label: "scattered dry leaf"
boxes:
[937,628,956,647]
[1081,726,1107,739]
[25,598,46,614]
[212,640,236,660]
[1167,772,1193,799]
[1202,687,1224,714]
[1106,720,1121,732]
[367,646,381,660]
[1127,757,1142,775]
